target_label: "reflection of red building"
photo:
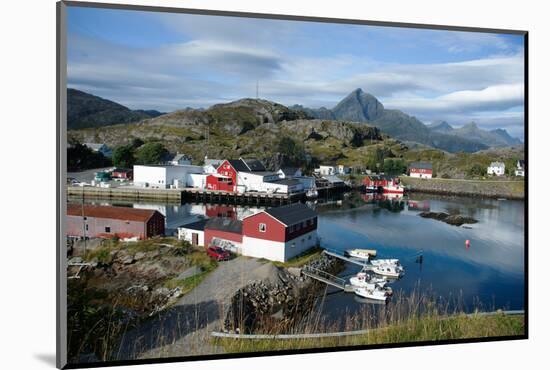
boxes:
[205,204,237,219]
[407,200,430,211]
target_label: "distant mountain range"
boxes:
[67,88,164,129]
[292,88,522,152]
[67,87,521,153]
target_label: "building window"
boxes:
[105,226,111,233]
[291,242,296,248]
[85,224,88,231]
[259,223,266,232]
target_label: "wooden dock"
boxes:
[67,185,305,205]
[301,266,355,292]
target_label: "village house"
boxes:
[111,168,133,180]
[363,174,398,190]
[133,164,204,189]
[337,164,351,175]
[67,204,165,239]
[203,158,224,174]
[487,161,506,176]
[167,153,192,166]
[241,203,318,262]
[84,142,112,158]
[515,160,525,177]
[316,165,337,176]
[211,158,303,194]
[177,219,208,246]
[177,203,318,262]
[409,162,433,179]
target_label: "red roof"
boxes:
[67,204,161,222]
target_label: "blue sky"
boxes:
[67,6,525,139]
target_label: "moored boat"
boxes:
[306,188,319,199]
[354,286,390,302]
[349,271,387,288]
[346,248,377,260]
[372,263,404,278]
[382,183,405,194]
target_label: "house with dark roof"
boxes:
[213,158,303,194]
[66,204,165,239]
[409,162,433,179]
[168,153,192,166]
[177,219,208,246]
[515,160,525,177]
[241,203,318,262]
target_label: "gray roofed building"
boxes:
[178,219,208,231]
[409,162,433,170]
[323,175,345,184]
[204,158,223,168]
[205,217,243,234]
[264,203,317,226]
[241,158,266,172]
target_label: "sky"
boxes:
[66,6,525,139]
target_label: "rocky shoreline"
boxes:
[419,211,478,226]
[223,254,344,334]
[401,176,524,200]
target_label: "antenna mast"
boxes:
[256,80,259,99]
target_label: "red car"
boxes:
[206,246,231,261]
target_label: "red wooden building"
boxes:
[204,217,243,249]
[363,175,398,189]
[205,173,235,192]
[111,168,133,180]
[409,162,433,179]
[241,203,318,262]
[66,204,165,239]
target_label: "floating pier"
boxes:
[301,266,355,292]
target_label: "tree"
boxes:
[112,144,136,168]
[383,159,406,175]
[67,141,111,171]
[468,163,485,177]
[135,142,168,165]
[277,136,306,166]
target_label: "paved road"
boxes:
[114,257,278,360]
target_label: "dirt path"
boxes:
[114,257,280,360]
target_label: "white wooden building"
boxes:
[487,162,506,176]
[133,164,204,188]
[177,219,207,246]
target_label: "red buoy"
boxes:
[465,239,471,249]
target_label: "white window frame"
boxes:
[259,223,267,232]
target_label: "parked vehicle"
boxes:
[206,246,231,261]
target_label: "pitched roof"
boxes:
[409,162,432,170]
[489,161,505,167]
[171,153,190,162]
[84,143,107,151]
[178,219,208,231]
[228,159,250,172]
[205,217,243,234]
[67,204,162,222]
[263,203,317,226]
[241,158,266,172]
[278,167,300,176]
[204,159,223,167]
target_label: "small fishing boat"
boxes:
[346,248,377,260]
[372,263,404,278]
[349,272,387,288]
[354,286,390,302]
[370,259,401,267]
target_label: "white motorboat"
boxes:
[349,272,387,288]
[354,286,389,302]
[346,248,377,260]
[372,263,404,278]
[370,258,400,266]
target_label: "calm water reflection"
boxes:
[77,191,525,315]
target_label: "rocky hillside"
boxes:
[67,88,161,129]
